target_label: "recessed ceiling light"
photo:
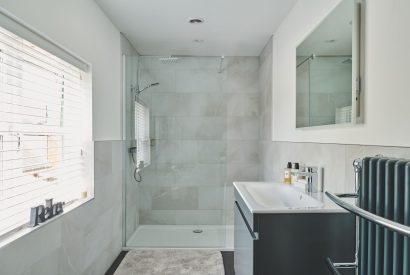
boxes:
[325,39,336,43]
[189,18,204,24]
[193,39,204,43]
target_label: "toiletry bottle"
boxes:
[298,164,307,184]
[284,162,292,184]
[291,162,299,184]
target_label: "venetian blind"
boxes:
[134,101,150,169]
[0,25,92,237]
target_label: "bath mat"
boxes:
[114,249,225,275]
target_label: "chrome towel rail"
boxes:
[325,257,358,275]
[325,191,410,238]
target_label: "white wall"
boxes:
[0,0,122,141]
[0,1,124,274]
[259,25,410,194]
[272,0,410,147]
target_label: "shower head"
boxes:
[138,82,159,94]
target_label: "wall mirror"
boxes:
[296,0,361,128]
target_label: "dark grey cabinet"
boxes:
[234,190,356,275]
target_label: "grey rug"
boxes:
[114,249,225,275]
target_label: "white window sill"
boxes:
[0,197,94,249]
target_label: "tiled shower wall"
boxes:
[259,38,410,193]
[137,57,260,226]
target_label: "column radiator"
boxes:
[360,157,409,275]
[326,156,410,275]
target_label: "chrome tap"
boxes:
[295,166,322,194]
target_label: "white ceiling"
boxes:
[95,0,297,56]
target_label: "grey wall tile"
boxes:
[174,163,225,187]
[182,93,227,117]
[223,57,260,94]
[139,210,176,225]
[176,69,222,93]
[140,69,176,93]
[226,162,260,185]
[226,93,260,117]
[198,187,225,210]
[138,56,262,227]
[227,117,260,140]
[179,117,226,140]
[196,141,227,164]
[227,141,260,163]
[151,187,199,210]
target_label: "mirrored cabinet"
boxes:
[296,0,361,128]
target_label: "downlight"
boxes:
[189,18,204,24]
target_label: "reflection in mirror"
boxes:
[296,0,357,128]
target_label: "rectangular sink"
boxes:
[245,183,323,208]
[234,181,356,275]
[234,181,348,213]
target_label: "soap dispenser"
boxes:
[291,162,299,184]
[284,162,292,184]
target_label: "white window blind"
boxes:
[134,101,150,168]
[0,25,92,237]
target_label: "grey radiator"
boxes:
[326,157,410,275]
[360,157,410,275]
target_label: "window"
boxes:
[0,24,93,238]
[134,101,150,168]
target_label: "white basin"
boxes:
[234,182,348,213]
[245,184,323,208]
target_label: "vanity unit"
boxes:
[234,182,355,275]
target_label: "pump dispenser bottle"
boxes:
[284,162,292,184]
[291,162,299,184]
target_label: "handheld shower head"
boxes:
[138,82,159,94]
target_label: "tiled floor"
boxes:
[105,250,234,275]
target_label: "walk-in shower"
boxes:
[123,55,239,249]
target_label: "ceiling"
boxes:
[95,0,297,56]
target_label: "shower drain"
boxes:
[193,229,203,234]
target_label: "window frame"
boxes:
[0,8,94,248]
